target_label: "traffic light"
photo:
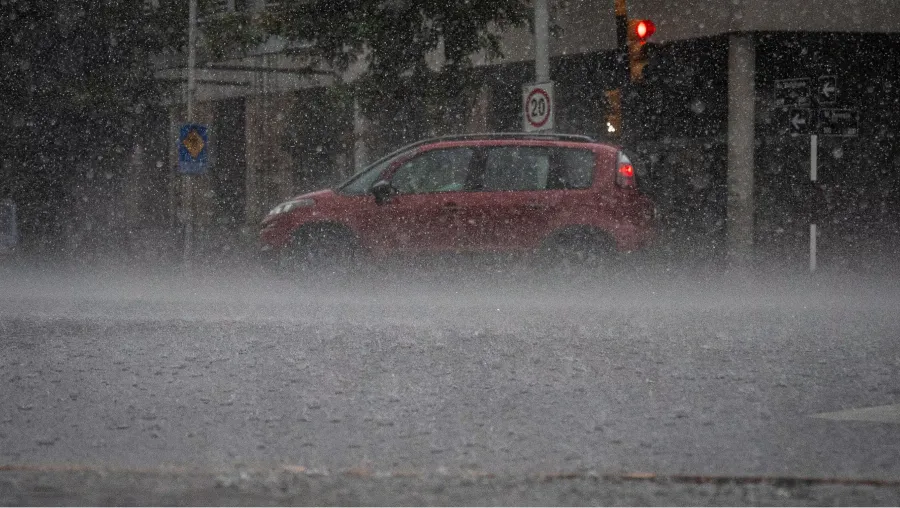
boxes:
[627,19,655,81]
[634,19,656,44]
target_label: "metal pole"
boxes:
[612,0,628,139]
[810,134,818,272]
[809,224,817,272]
[614,0,629,86]
[534,0,550,83]
[187,0,197,122]
[183,0,197,269]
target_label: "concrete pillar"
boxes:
[726,33,757,266]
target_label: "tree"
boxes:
[204,0,532,144]
[0,0,190,248]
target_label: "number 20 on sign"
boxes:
[523,82,555,132]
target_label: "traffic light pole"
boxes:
[615,0,630,87]
[609,0,629,139]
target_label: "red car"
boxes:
[260,133,657,271]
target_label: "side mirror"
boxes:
[371,180,396,205]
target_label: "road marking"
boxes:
[811,404,900,423]
[2,464,899,487]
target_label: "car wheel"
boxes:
[283,225,360,279]
[541,229,616,276]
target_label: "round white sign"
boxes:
[522,83,555,132]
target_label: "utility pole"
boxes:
[183,0,197,270]
[534,0,550,84]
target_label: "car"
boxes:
[259,133,658,273]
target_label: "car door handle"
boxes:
[442,202,461,212]
[525,203,548,210]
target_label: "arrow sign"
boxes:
[788,108,810,135]
[818,75,838,105]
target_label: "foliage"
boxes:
[202,0,531,141]
[0,0,189,238]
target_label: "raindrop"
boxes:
[690,99,706,114]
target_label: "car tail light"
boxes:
[616,152,637,189]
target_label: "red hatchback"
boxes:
[260,133,657,270]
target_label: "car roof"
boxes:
[390,132,620,154]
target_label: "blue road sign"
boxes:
[178,124,209,175]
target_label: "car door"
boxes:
[462,145,563,251]
[363,146,476,254]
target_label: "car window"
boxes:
[390,147,474,194]
[483,147,551,191]
[557,148,596,189]
[482,146,595,191]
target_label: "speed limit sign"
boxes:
[522,82,555,132]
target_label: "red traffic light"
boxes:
[634,19,656,42]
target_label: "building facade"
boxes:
[135,0,900,269]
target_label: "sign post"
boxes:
[528,0,553,132]
[178,123,208,270]
[810,134,818,273]
[522,83,555,132]
[773,74,859,273]
[181,0,198,270]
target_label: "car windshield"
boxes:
[336,157,396,195]
[3,1,899,506]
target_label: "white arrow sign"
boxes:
[788,108,810,134]
[818,75,838,105]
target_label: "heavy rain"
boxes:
[2,0,900,505]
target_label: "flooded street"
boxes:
[2,265,899,503]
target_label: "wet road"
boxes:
[1,265,899,503]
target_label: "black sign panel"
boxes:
[817,75,838,105]
[787,108,811,135]
[818,108,859,137]
[774,78,811,108]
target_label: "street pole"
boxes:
[810,134,818,272]
[534,0,550,84]
[184,0,197,270]
[609,0,628,139]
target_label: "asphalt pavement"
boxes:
[1,262,899,505]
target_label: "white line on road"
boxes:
[811,404,900,423]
